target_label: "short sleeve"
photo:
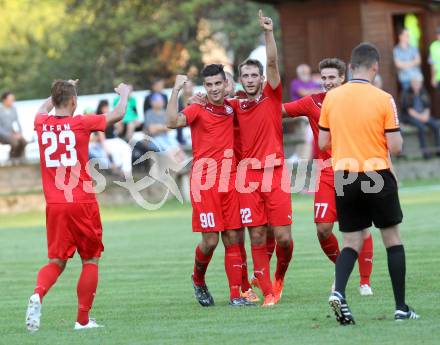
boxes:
[318,98,330,131]
[181,104,200,125]
[263,82,283,102]
[34,113,45,129]
[384,96,400,132]
[81,114,107,132]
[283,96,311,118]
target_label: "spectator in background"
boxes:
[401,74,440,159]
[143,78,168,114]
[0,91,27,161]
[429,26,440,90]
[393,28,422,91]
[177,79,194,145]
[290,64,322,101]
[113,85,140,142]
[144,93,186,162]
[97,100,132,177]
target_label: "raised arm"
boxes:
[166,75,188,129]
[37,97,54,114]
[259,9,280,89]
[106,83,130,126]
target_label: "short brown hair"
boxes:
[51,80,77,107]
[319,58,346,77]
[238,59,264,77]
[350,42,380,70]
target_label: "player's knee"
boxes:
[274,226,292,246]
[249,232,265,246]
[49,258,67,271]
[82,257,99,265]
[316,223,333,240]
[276,235,291,248]
[202,235,219,251]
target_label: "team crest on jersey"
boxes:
[205,103,234,116]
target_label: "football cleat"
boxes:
[25,293,42,332]
[359,284,373,296]
[250,274,260,291]
[395,306,420,321]
[191,274,214,307]
[241,288,260,303]
[328,291,356,325]
[229,297,256,307]
[74,318,104,330]
[262,294,276,307]
[273,278,284,304]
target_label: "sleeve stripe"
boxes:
[385,128,401,133]
[318,125,330,131]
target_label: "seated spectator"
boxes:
[429,26,440,90]
[0,91,27,162]
[401,75,440,159]
[113,85,141,142]
[290,64,321,101]
[90,100,133,177]
[144,93,186,162]
[393,28,422,91]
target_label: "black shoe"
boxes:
[191,275,214,307]
[328,291,355,325]
[229,297,256,307]
[395,306,420,321]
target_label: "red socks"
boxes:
[266,235,276,260]
[34,262,62,302]
[319,233,340,264]
[239,242,252,292]
[358,234,373,285]
[224,244,242,300]
[193,246,213,286]
[251,244,273,296]
[77,263,99,326]
[274,240,294,281]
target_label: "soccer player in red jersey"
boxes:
[283,58,374,295]
[166,65,254,307]
[229,10,294,306]
[25,79,130,332]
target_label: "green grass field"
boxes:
[1,181,440,345]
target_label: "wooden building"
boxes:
[258,0,440,114]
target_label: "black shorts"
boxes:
[334,169,403,232]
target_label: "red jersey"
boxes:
[34,113,106,203]
[229,83,284,168]
[182,102,236,178]
[284,92,333,177]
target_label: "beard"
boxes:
[244,84,262,97]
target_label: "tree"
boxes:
[0,0,280,99]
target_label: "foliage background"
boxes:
[0,0,280,99]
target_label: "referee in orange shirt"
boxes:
[318,43,419,325]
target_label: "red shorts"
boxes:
[314,176,337,223]
[191,178,242,233]
[237,166,292,227]
[46,202,104,260]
